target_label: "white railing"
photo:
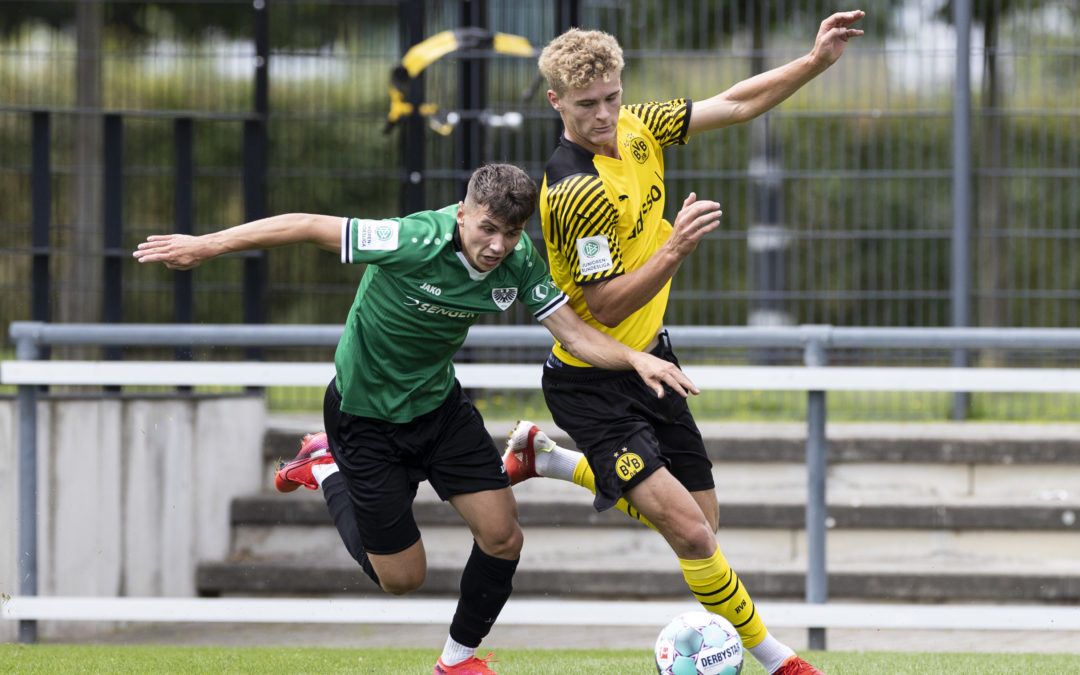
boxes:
[5,596,1079,631]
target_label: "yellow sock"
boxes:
[680,545,767,648]
[571,457,656,531]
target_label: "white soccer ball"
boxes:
[654,611,744,675]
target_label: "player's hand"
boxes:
[133,234,209,270]
[811,10,865,68]
[630,351,700,399]
[666,192,722,259]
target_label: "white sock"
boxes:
[439,634,476,666]
[535,445,582,482]
[747,632,796,673]
[311,462,339,488]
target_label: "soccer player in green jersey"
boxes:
[135,163,697,675]
[502,12,865,675]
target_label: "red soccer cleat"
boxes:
[433,653,498,674]
[773,655,824,675]
[501,420,555,485]
[274,431,335,492]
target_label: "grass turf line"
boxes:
[2,646,1080,674]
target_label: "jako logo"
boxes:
[420,282,442,296]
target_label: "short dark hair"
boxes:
[465,163,538,226]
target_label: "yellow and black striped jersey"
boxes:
[540,99,691,366]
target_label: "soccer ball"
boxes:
[654,611,743,675]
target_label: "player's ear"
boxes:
[547,90,562,111]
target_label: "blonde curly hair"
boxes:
[538,28,624,95]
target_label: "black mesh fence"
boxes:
[2,0,1079,419]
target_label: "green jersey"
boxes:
[334,204,567,422]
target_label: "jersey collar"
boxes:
[451,214,492,281]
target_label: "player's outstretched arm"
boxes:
[688,9,865,135]
[133,213,342,270]
[541,304,699,398]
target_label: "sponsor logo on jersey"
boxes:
[491,287,518,310]
[420,282,442,296]
[624,133,650,164]
[629,183,663,240]
[402,295,476,319]
[576,235,613,275]
[614,449,644,482]
[355,219,399,250]
[530,282,551,303]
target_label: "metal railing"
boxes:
[6,321,1080,647]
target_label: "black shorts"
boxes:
[541,330,714,512]
[322,379,509,555]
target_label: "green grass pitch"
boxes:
[2,645,1080,674]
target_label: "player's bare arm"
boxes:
[583,193,722,327]
[687,9,865,135]
[541,304,699,398]
[133,213,341,270]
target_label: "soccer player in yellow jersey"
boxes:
[502,11,865,675]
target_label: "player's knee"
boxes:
[476,522,523,559]
[379,567,426,595]
[667,519,717,560]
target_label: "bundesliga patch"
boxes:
[354,219,399,250]
[491,287,518,310]
[576,235,613,275]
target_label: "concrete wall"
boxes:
[1,395,265,642]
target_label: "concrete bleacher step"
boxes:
[204,419,1080,604]
[196,561,1080,604]
[263,420,1080,501]
[198,490,1080,602]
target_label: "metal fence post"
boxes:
[173,117,194,368]
[803,335,828,650]
[14,327,41,644]
[244,0,270,365]
[951,0,974,420]
[103,113,123,364]
[401,0,426,215]
[31,112,51,333]
[456,0,487,198]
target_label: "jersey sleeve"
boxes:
[624,99,691,149]
[516,238,568,321]
[545,174,625,286]
[339,212,445,268]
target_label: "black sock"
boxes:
[449,540,519,648]
[321,471,380,586]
